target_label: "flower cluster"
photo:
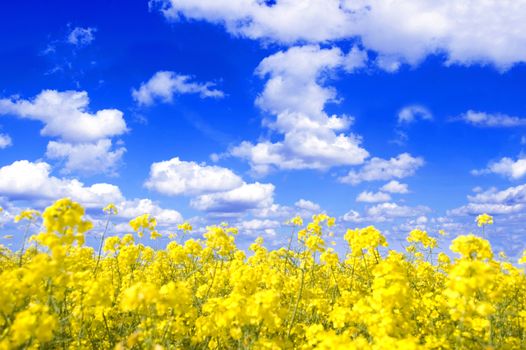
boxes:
[476,213,494,227]
[0,198,525,349]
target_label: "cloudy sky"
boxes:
[1,0,526,256]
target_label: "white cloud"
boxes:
[450,203,524,216]
[0,133,12,149]
[251,198,324,220]
[0,160,123,208]
[398,105,432,124]
[46,139,126,176]
[152,0,353,44]
[341,209,364,223]
[117,198,183,224]
[145,157,243,196]
[340,153,424,185]
[458,110,526,128]
[0,161,186,231]
[356,191,391,203]
[0,90,127,143]
[0,90,128,176]
[381,180,409,194]
[449,184,526,216]
[375,55,402,72]
[144,157,281,216]
[190,182,275,213]
[467,184,526,205]
[153,0,526,69]
[341,202,429,223]
[395,215,430,232]
[236,218,280,236]
[366,202,429,218]
[415,216,428,225]
[472,156,526,180]
[132,71,224,106]
[294,199,321,212]
[67,27,96,46]
[344,46,369,72]
[230,45,369,175]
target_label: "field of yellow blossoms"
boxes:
[1,199,526,349]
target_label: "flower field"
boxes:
[1,199,526,349]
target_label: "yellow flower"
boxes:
[14,209,40,223]
[150,230,162,240]
[344,225,388,257]
[288,215,303,227]
[103,236,121,253]
[476,213,493,227]
[103,203,118,215]
[129,213,157,238]
[450,234,493,260]
[0,197,525,349]
[10,304,57,346]
[406,229,437,249]
[178,222,193,232]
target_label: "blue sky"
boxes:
[1,0,526,256]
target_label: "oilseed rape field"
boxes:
[3,1,526,349]
[1,199,526,349]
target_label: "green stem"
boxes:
[94,213,111,275]
[287,258,306,339]
[18,221,31,266]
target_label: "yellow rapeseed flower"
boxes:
[103,203,118,215]
[14,209,40,223]
[0,198,525,349]
[476,213,493,227]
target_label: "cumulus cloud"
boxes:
[356,191,391,203]
[190,182,275,213]
[457,110,526,128]
[145,157,243,196]
[0,161,185,228]
[0,90,128,176]
[366,202,430,218]
[153,0,526,69]
[398,105,432,124]
[0,160,123,208]
[472,156,526,180]
[342,202,429,223]
[294,199,321,212]
[116,198,183,224]
[230,45,369,175]
[393,215,432,233]
[0,90,127,143]
[339,153,424,185]
[467,184,526,205]
[236,218,281,237]
[144,157,279,215]
[251,198,323,220]
[132,71,224,106]
[341,209,364,223]
[67,27,96,46]
[0,133,12,149]
[449,203,524,216]
[381,180,409,194]
[46,139,126,176]
[449,184,526,216]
